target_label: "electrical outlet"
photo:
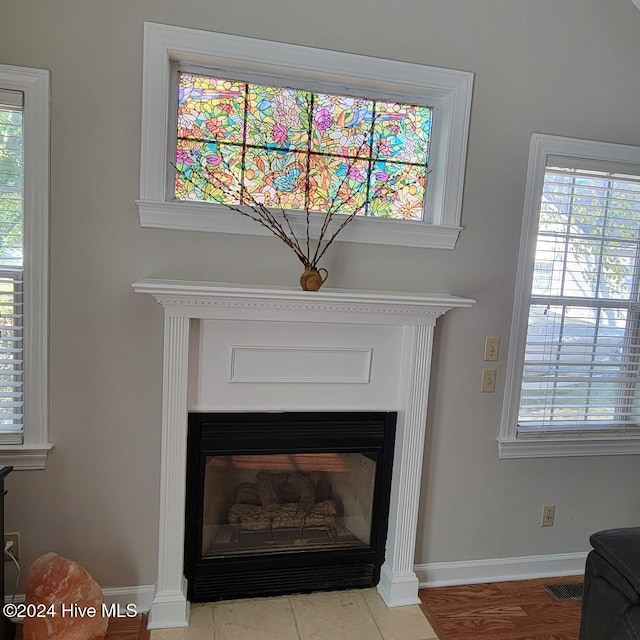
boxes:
[481,368,496,392]
[541,505,555,527]
[484,337,500,361]
[4,532,20,560]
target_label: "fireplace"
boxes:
[184,411,396,601]
[132,279,474,628]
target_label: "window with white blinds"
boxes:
[519,163,640,434]
[500,135,640,458]
[0,90,24,444]
[0,65,49,468]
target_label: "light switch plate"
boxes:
[484,337,500,361]
[481,368,496,393]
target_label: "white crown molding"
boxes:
[630,0,640,10]
[132,279,475,326]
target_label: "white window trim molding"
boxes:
[137,22,473,249]
[0,65,51,470]
[499,133,640,459]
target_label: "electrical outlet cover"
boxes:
[541,505,555,527]
[4,532,20,560]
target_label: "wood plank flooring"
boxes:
[419,577,582,640]
[105,614,150,640]
[13,614,150,640]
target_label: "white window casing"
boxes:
[137,22,474,249]
[500,134,640,458]
[0,65,50,470]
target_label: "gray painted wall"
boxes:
[1,0,639,589]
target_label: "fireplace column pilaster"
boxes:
[377,324,434,607]
[148,314,191,629]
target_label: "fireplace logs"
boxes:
[228,471,337,538]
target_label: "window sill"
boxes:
[137,200,463,250]
[498,437,640,458]
[0,445,52,470]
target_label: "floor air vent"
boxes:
[544,582,584,601]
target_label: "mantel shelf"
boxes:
[132,279,475,326]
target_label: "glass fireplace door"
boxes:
[184,411,396,602]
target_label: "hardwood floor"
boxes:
[14,614,150,640]
[105,615,150,640]
[419,577,582,640]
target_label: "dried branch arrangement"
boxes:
[173,145,393,273]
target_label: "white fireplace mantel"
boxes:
[132,279,474,629]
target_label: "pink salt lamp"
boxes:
[22,552,108,640]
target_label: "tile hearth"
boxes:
[150,589,438,640]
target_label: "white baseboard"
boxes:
[101,585,154,611]
[5,554,588,614]
[415,551,589,588]
[5,585,155,612]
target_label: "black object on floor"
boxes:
[580,527,640,640]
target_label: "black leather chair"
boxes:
[580,527,640,640]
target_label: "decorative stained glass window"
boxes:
[174,72,432,221]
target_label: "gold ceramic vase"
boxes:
[299,266,328,291]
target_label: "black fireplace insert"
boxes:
[184,411,396,601]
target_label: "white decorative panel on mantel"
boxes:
[229,345,373,384]
[191,320,402,411]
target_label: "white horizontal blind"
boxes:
[518,164,640,435]
[0,91,24,443]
